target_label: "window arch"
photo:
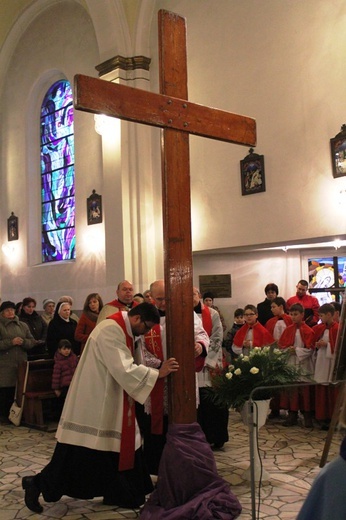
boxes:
[40,80,75,262]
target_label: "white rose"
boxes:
[225,372,233,380]
[242,356,249,362]
[228,365,235,371]
[234,368,242,376]
[250,367,260,374]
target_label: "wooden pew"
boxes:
[17,359,57,430]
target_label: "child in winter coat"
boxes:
[52,339,78,414]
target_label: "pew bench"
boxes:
[17,359,58,430]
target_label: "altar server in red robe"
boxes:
[232,304,274,358]
[266,297,292,341]
[265,297,292,418]
[312,303,340,428]
[278,303,315,427]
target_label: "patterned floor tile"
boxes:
[0,409,342,519]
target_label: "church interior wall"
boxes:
[0,1,107,307]
[150,0,346,252]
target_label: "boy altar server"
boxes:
[278,303,315,427]
[232,304,274,357]
[313,303,340,428]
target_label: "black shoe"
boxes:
[22,476,43,514]
[268,410,280,420]
[303,412,313,429]
[282,411,298,427]
[212,443,224,450]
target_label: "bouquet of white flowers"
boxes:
[209,345,304,409]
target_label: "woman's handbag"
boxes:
[8,362,29,426]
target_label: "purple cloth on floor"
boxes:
[140,422,242,519]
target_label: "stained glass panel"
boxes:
[40,80,75,262]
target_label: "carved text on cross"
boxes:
[74,9,256,424]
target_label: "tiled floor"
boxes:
[0,411,342,520]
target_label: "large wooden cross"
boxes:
[74,9,256,424]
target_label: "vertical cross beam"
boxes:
[159,11,196,423]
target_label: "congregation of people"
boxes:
[0,279,343,429]
[0,277,344,515]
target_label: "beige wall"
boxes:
[151,0,346,252]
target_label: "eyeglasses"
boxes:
[244,313,256,317]
[154,297,166,302]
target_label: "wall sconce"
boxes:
[7,212,18,241]
[282,246,288,253]
[87,190,102,225]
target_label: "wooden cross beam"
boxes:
[74,9,256,425]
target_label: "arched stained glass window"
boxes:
[40,80,75,262]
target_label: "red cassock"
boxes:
[312,321,340,421]
[265,314,292,340]
[233,321,274,348]
[278,323,314,412]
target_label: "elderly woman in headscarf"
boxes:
[46,301,80,358]
[0,301,35,417]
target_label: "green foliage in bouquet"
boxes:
[209,346,305,409]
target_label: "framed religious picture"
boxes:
[240,148,266,196]
[87,190,102,225]
[7,212,18,241]
[330,124,346,178]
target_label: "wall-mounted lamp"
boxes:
[87,190,102,225]
[282,246,288,253]
[7,212,18,241]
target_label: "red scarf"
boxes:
[201,305,212,336]
[144,324,165,434]
[265,314,292,337]
[106,299,139,311]
[278,322,314,349]
[233,321,274,347]
[312,321,339,353]
[107,312,136,471]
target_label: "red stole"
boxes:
[107,312,136,471]
[233,321,274,347]
[278,322,314,349]
[144,324,165,434]
[312,321,339,353]
[266,314,292,337]
[201,305,212,336]
[106,299,139,311]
